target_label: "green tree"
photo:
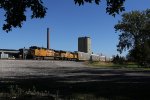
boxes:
[114,9,150,67]
[0,0,47,32]
[74,0,125,16]
[128,40,150,66]
[112,54,125,64]
[0,0,126,32]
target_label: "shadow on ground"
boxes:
[1,69,150,100]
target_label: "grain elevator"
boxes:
[78,37,92,53]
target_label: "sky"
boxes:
[0,0,150,57]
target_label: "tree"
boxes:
[0,0,47,32]
[112,54,126,64]
[0,0,126,32]
[114,9,150,66]
[127,40,150,66]
[74,0,125,16]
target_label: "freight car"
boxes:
[76,51,91,61]
[91,54,100,61]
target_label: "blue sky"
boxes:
[0,0,150,57]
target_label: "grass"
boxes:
[0,85,51,99]
[86,61,150,70]
[0,85,132,100]
[0,85,118,100]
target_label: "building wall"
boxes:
[78,37,92,53]
[86,37,91,53]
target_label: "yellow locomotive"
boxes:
[29,46,78,60]
[29,46,54,60]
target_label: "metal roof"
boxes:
[0,49,19,53]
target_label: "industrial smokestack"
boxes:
[47,28,50,49]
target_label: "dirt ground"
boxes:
[0,60,150,100]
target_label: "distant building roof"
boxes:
[0,49,19,53]
[78,36,90,39]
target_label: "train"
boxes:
[24,46,102,61]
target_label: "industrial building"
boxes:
[0,49,19,59]
[78,37,92,53]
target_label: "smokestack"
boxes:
[47,28,50,49]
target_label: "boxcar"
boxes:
[77,52,91,61]
[91,54,100,61]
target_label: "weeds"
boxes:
[0,85,51,99]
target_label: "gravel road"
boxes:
[1,60,150,82]
[0,60,88,79]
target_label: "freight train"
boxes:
[25,46,101,61]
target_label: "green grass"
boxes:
[86,61,150,70]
